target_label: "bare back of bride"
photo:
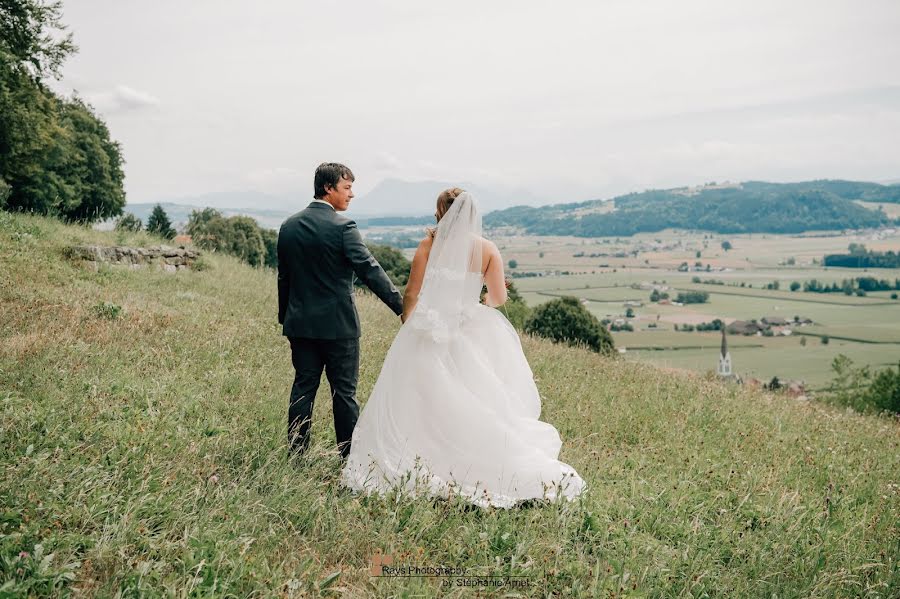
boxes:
[340,188,585,508]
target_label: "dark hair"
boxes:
[314,162,355,199]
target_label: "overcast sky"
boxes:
[54,0,900,205]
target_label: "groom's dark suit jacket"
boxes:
[277,201,403,338]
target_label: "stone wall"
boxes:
[66,245,202,272]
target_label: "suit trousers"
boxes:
[288,336,360,459]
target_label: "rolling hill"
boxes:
[485,179,899,236]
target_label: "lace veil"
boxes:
[407,191,483,343]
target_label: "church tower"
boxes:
[717,327,732,377]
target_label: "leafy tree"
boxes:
[224,216,265,266]
[790,281,801,291]
[146,204,175,239]
[721,240,732,251]
[367,243,409,286]
[186,207,277,268]
[114,212,142,232]
[524,296,614,354]
[0,0,76,80]
[649,289,660,302]
[508,259,518,269]
[260,227,277,268]
[625,307,634,318]
[1,2,125,223]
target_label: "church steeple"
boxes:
[717,327,732,377]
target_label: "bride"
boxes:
[340,188,585,508]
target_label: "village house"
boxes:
[761,316,789,326]
[726,320,764,335]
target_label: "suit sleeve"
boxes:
[342,221,404,316]
[276,227,289,325]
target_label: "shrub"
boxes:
[825,355,900,415]
[524,296,614,354]
[114,212,142,232]
[92,301,122,320]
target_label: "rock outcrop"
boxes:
[66,245,202,272]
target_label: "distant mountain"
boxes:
[484,179,897,236]
[350,178,545,216]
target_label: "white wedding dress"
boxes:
[340,193,585,508]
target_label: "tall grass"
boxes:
[1,212,897,597]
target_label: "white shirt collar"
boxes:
[310,199,335,210]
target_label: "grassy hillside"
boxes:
[1,212,898,597]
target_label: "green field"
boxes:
[2,212,898,597]
[496,229,900,389]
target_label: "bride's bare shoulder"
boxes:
[477,236,500,255]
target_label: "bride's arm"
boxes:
[401,235,433,322]
[483,242,508,307]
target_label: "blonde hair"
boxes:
[427,187,464,238]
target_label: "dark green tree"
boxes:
[1,1,125,223]
[524,296,614,354]
[721,240,732,251]
[146,204,175,239]
[508,259,518,269]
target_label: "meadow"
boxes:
[485,228,900,390]
[1,212,898,597]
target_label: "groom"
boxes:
[277,162,404,459]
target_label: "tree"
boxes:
[790,281,801,292]
[147,204,175,239]
[0,0,76,80]
[821,335,830,345]
[224,216,265,266]
[625,307,634,318]
[524,296,614,354]
[115,212,142,232]
[721,240,732,251]
[260,227,278,268]
[508,259,518,269]
[650,289,660,302]
[367,243,410,286]
[1,2,125,223]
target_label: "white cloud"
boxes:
[86,85,159,114]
